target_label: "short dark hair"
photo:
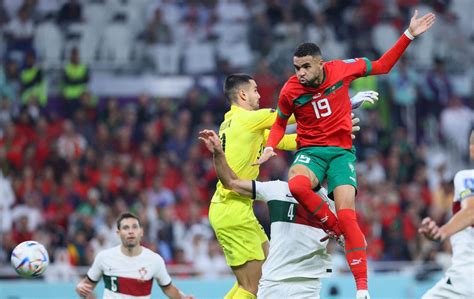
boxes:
[223,74,254,103]
[116,212,141,229]
[294,42,322,58]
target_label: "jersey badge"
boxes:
[138,267,148,279]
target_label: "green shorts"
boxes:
[209,199,268,267]
[292,146,357,197]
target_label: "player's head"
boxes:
[224,74,260,110]
[293,42,323,87]
[116,212,143,249]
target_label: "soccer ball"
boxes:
[11,241,49,278]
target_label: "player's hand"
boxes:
[351,113,360,140]
[252,147,276,166]
[418,217,446,242]
[76,280,94,298]
[198,129,223,155]
[408,10,436,37]
[350,90,379,109]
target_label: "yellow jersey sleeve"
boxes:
[238,108,295,132]
[263,130,297,151]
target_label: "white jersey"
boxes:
[449,169,474,276]
[255,180,332,282]
[422,169,474,298]
[87,246,171,299]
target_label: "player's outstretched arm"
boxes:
[199,130,254,197]
[161,283,194,299]
[419,197,474,241]
[370,10,435,75]
[75,277,97,298]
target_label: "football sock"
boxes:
[288,175,340,234]
[338,208,368,290]
[224,282,239,299]
[233,287,256,299]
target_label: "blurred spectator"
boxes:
[388,56,418,130]
[57,0,82,25]
[61,48,90,118]
[420,57,453,120]
[20,51,46,107]
[440,96,473,163]
[4,5,34,59]
[144,8,173,45]
[0,60,19,103]
[57,120,87,161]
[0,171,14,233]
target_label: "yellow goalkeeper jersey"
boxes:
[211,105,297,204]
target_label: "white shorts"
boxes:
[257,278,321,299]
[422,273,474,299]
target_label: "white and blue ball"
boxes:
[11,241,49,278]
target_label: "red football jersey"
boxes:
[277,58,371,149]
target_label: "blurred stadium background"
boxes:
[0,0,472,298]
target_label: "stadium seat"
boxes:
[148,44,181,75]
[101,22,133,68]
[183,42,216,75]
[216,42,253,69]
[34,21,63,69]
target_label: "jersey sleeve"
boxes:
[454,170,474,202]
[263,130,297,151]
[255,181,282,202]
[335,58,372,80]
[86,252,103,282]
[276,91,294,120]
[239,108,279,132]
[154,255,172,287]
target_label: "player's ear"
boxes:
[238,88,247,101]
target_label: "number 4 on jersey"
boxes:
[311,98,332,119]
[287,203,295,221]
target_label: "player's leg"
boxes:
[288,150,341,234]
[328,147,368,294]
[232,259,264,297]
[210,201,267,297]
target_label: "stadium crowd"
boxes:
[0,0,472,280]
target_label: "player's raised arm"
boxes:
[369,10,435,75]
[199,130,254,198]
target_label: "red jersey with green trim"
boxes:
[277,58,371,149]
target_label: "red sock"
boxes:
[338,209,368,290]
[288,175,340,234]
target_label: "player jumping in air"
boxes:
[211,74,378,299]
[254,10,436,299]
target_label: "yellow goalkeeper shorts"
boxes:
[209,199,268,267]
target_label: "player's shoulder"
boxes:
[454,169,474,189]
[280,75,307,100]
[141,246,166,264]
[454,169,474,202]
